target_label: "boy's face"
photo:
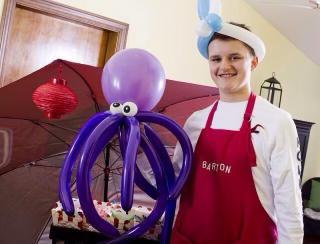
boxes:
[207,39,258,98]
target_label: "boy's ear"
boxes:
[251,56,258,71]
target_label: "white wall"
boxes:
[1,0,319,184]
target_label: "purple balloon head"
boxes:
[101,48,166,111]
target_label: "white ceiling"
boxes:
[244,0,320,65]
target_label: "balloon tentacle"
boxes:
[135,111,193,200]
[143,123,175,189]
[119,122,157,199]
[143,123,177,243]
[117,124,127,158]
[160,200,176,244]
[58,111,111,215]
[102,130,168,244]
[77,114,123,238]
[134,164,158,200]
[120,117,140,213]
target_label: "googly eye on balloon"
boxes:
[110,102,123,114]
[122,102,138,116]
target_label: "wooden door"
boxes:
[0,0,129,86]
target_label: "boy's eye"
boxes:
[231,55,241,60]
[211,57,221,62]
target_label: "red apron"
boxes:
[171,93,277,244]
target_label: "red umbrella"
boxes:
[0,59,219,244]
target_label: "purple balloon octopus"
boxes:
[58,48,192,243]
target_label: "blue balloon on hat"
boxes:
[197,34,213,59]
[197,0,210,19]
[197,13,223,59]
[205,13,223,32]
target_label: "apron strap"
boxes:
[242,92,257,166]
[205,100,218,128]
[243,92,256,122]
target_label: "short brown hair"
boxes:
[207,22,256,56]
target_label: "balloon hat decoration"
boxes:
[58,48,193,243]
[196,0,266,63]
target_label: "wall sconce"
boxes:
[259,72,282,107]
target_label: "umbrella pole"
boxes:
[104,145,110,202]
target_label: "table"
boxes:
[49,225,160,244]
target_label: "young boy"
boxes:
[171,22,303,244]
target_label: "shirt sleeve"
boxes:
[172,142,183,178]
[172,111,203,177]
[269,112,304,244]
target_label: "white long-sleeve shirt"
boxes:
[172,96,304,244]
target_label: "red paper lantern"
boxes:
[32,77,78,119]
